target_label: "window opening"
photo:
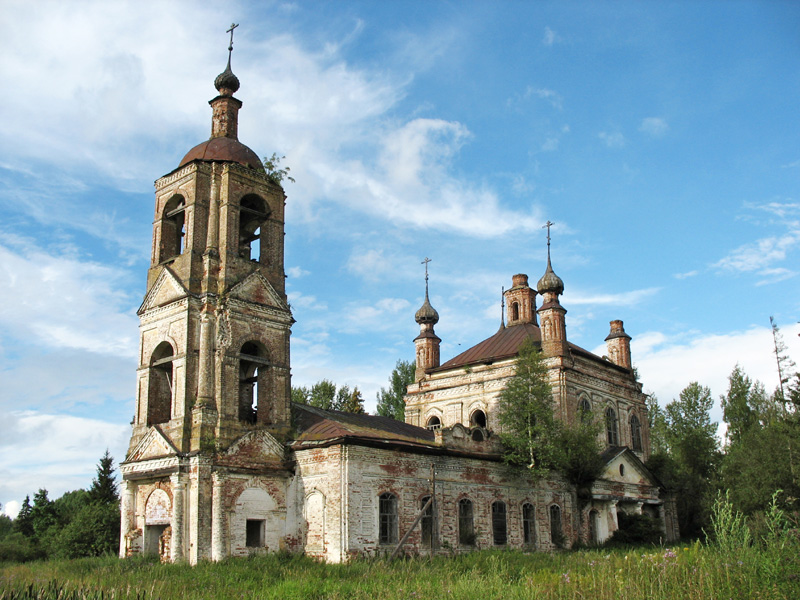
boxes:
[512,302,520,321]
[458,499,474,545]
[246,519,265,548]
[148,342,175,426]
[578,398,592,422]
[471,429,484,442]
[378,492,398,545]
[239,195,269,262]
[589,510,599,544]
[605,407,619,445]
[420,496,434,547]
[523,503,536,545]
[239,342,269,424]
[491,501,507,546]
[160,195,186,261]
[630,414,643,452]
[470,409,487,428]
[426,415,442,431]
[550,505,562,545]
[144,524,169,555]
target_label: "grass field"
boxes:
[1,539,799,600]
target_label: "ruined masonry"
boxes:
[119,54,678,564]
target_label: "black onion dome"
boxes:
[415,294,439,325]
[214,63,240,94]
[537,258,564,295]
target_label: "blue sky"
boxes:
[1,0,799,517]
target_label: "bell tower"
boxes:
[128,29,293,458]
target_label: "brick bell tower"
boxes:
[121,28,293,563]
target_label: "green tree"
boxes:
[721,365,757,445]
[30,489,56,543]
[663,382,721,538]
[262,153,295,185]
[770,316,796,404]
[88,449,118,504]
[53,501,120,558]
[307,380,338,410]
[556,413,604,490]
[14,496,34,538]
[334,385,352,411]
[376,359,415,421]
[496,340,559,475]
[291,385,310,405]
[645,394,669,455]
[339,387,366,414]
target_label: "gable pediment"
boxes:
[228,272,288,310]
[139,267,188,314]
[222,430,286,464]
[600,448,655,486]
[127,426,179,462]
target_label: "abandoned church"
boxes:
[119,45,679,564]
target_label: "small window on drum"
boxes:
[426,415,442,431]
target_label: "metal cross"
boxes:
[542,220,555,247]
[421,257,432,282]
[227,23,239,56]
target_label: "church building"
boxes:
[119,43,678,564]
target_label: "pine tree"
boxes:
[339,387,366,414]
[376,359,415,421]
[770,316,796,404]
[721,365,756,445]
[14,496,34,538]
[308,380,338,410]
[88,450,118,505]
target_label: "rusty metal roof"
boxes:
[434,322,542,371]
[292,404,435,447]
[179,137,264,172]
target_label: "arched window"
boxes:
[549,504,562,545]
[239,341,269,424]
[630,414,643,452]
[578,397,592,422]
[605,407,619,445]
[512,302,520,321]
[239,195,269,262]
[378,492,398,545]
[471,429,484,442]
[458,499,474,546]
[522,503,536,546]
[160,195,186,261]
[147,342,175,426]
[425,415,442,431]
[420,496,434,547]
[491,501,507,546]
[470,409,487,428]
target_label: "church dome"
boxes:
[179,137,265,172]
[415,295,439,325]
[214,64,240,95]
[537,259,564,295]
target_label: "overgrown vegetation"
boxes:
[376,359,415,421]
[2,507,798,600]
[0,452,119,563]
[292,380,365,413]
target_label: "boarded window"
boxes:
[379,493,398,545]
[491,501,507,546]
[522,503,536,545]
[458,499,474,545]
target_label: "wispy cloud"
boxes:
[565,287,660,306]
[713,231,800,274]
[598,131,626,148]
[674,270,698,279]
[639,117,668,137]
[542,26,561,46]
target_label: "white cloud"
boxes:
[623,324,800,423]
[286,266,310,279]
[542,26,561,46]
[713,230,800,275]
[3,500,20,519]
[525,87,563,110]
[565,287,660,307]
[0,236,138,356]
[541,137,560,152]
[598,131,626,148]
[674,270,699,279]
[0,411,129,514]
[639,117,668,137]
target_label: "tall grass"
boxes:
[2,501,798,600]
